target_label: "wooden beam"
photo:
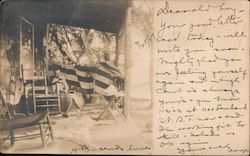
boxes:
[123,8,132,118]
[114,33,119,66]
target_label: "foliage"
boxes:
[46,24,116,67]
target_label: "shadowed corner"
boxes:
[0,0,8,7]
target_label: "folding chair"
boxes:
[0,89,54,148]
[95,94,125,123]
[94,85,125,123]
[92,63,125,123]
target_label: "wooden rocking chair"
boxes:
[0,89,54,148]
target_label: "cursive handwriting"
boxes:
[70,144,151,154]
[157,1,236,16]
[154,0,249,155]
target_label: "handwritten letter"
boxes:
[152,0,249,155]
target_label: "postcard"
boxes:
[0,0,249,155]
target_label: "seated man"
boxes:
[51,69,86,117]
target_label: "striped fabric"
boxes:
[48,62,123,95]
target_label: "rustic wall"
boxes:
[0,33,12,90]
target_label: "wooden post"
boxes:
[56,83,61,113]
[32,80,36,114]
[19,17,22,77]
[45,24,49,76]
[32,23,35,71]
[123,8,132,118]
[44,70,49,112]
[114,33,120,67]
[21,64,30,114]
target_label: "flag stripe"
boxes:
[48,62,122,95]
[95,68,114,81]
[75,65,93,72]
[75,69,89,77]
[64,74,78,82]
[94,74,113,86]
[77,75,93,82]
[79,81,93,89]
[85,89,94,94]
[61,67,76,75]
[66,80,80,88]
[100,62,121,75]
[95,79,110,89]
[94,85,108,95]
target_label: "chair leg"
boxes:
[47,116,54,142]
[113,98,126,120]
[107,104,120,124]
[10,129,14,147]
[96,104,110,121]
[39,123,46,147]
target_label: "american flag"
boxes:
[48,62,124,95]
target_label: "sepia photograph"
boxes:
[0,0,153,154]
[0,0,249,155]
